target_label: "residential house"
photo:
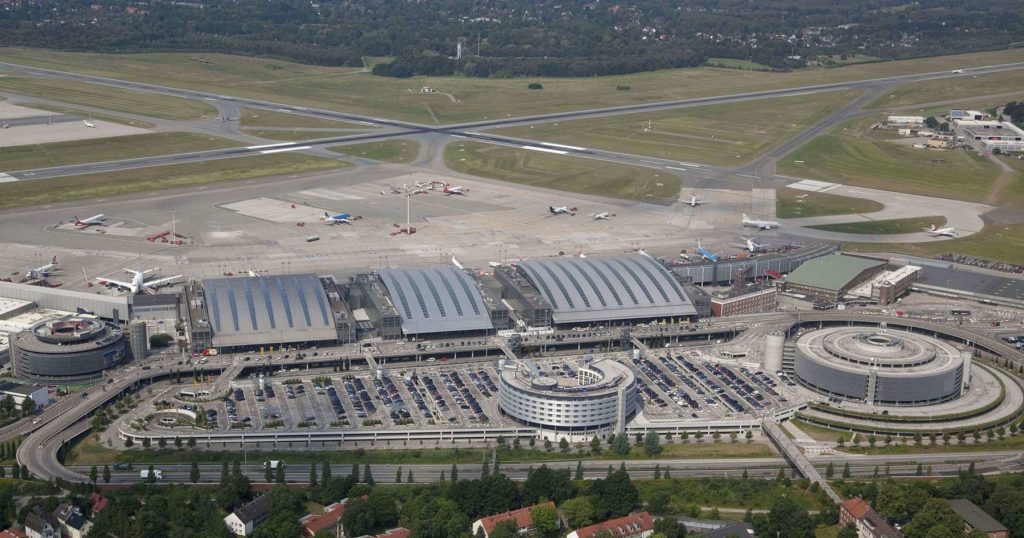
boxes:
[471,502,556,538]
[839,498,901,538]
[702,522,756,538]
[0,529,28,538]
[23,510,60,538]
[223,495,271,537]
[300,500,349,538]
[88,493,107,517]
[53,504,89,538]
[566,512,655,538]
[946,499,1008,538]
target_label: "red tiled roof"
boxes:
[0,530,27,538]
[842,498,870,519]
[574,512,654,538]
[90,492,109,514]
[301,501,348,537]
[376,528,411,538]
[478,502,556,534]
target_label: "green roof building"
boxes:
[780,254,886,303]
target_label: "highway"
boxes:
[14,311,1024,484]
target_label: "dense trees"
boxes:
[342,491,400,537]
[1,0,1020,77]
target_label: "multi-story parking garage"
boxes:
[793,327,968,406]
[10,317,127,384]
[497,358,638,433]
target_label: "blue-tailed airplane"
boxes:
[321,211,353,225]
[695,239,720,262]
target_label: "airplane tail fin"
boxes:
[51,256,57,265]
[928,224,936,231]
[549,206,556,214]
[742,213,749,222]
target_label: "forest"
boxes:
[0,0,1021,77]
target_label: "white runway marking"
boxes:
[540,142,586,151]
[522,145,568,155]
[260,146,311,154]
[0,173,18,183]
[787,179,837,192]
[246,142,295,150]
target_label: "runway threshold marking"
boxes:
[247,142,296,150]
[522,145,568,155]
[0,173,18,183]
[260,146,312,154]
[539,142,586,151]
[665,166,689,171]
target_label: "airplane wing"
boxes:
[143,275,182,289]
[98,278,134,290]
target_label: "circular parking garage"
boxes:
[497,358,638,431]
[11,317,127,384]
[794,327,967,406]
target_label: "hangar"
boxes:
[503,255,697,325]
[348,266,510,339]
[197,274,339,349]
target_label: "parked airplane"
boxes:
[73,214,107,228]
[321,211,353,225]
[685,194,703,208]
[98,268,182,295]
[82,119,95,128]
[695,240,720,262]
[742,213,780,230]
[26,256,58,279]
[443,185,466,195]
[549,206,577,215]
[589,212,614,220]
[740,237,764,253]
[925,224,957,237]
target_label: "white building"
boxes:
[223,495,271,536]
[887,115,925,126]
[0,381,49,410]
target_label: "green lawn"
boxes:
[843,222,1024,265]
[636,477,831,512]
[239,107,369,129]
[871,69,1024,109]
[330,139,420,163]
[808,216,946,234]
[777,118,1019,206]
[790,419,854,444]
[66,435,772,465]
[19,104,155,128]
[444,141,680,203]
[816,53,881,66]
[0,75,216,120]
[0,132,242,172]
[489,90,861,167]
[777,188,884,218]
[0,153,348,209]
[1,48,1021,124]
[240,129,363,141]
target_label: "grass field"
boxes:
[871,69,1024,109]
[330,139,420,163]
[777,117,1019,206]
[0,75,216,120]
[444,141,681,203]
[239,107,369,129]
[1,48,1021,124]
[0,132,241,172]
[636,477,830,512]
[808,216,946,234]
[22,104,155,128]
[844,222,1024,265]
[66,434,772,465]
[791,419,854,443]
[490,90,861,166]
[705,58,772,70]
[0,153,347,209]
[777,188,884,218]
[240,129,363,141]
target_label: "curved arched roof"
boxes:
[378,266,494,334]
[517,255,696,323]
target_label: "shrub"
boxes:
[528,82,543,90]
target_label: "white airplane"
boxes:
[321,211,353,225]
[73,214,107,228]
[685,194,703,208]
[589,212,614,220]
[26,256,58,279]
[549,206,577,215]
[82,119,95,128]
[925,224,957,237]
[98,268,182,295]
[740,237,764,253]
[443,185,466,195]
[742,213,780,230]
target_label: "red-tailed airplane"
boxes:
[73,214,107,228]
